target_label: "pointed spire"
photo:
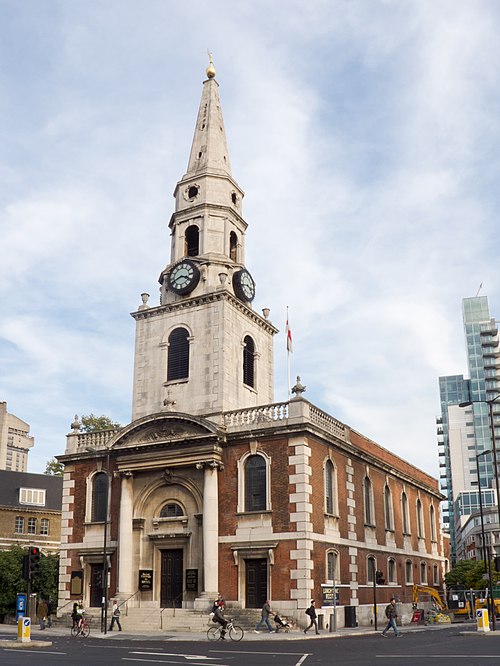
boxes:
[185,55,232,177]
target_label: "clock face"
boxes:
[233,269,255,302]
[167,260,200,295]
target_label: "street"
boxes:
[1,625,499,666]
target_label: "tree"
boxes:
[81,414,121,432]
[44,457,64,476]
[445,559,486,590]
[0,547,26,617]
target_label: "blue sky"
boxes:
[1,0,499,477]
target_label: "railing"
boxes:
[121,589,141,615]
[75,429,121,451]
[57,598,77,617]
[159,590,187,628]
[309,405,346,440]
[224,402,288,427]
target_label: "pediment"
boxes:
[109,412,220,449]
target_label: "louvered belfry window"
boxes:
[243,335,255,388]
[245,455,266,511]
[167,327,190,381]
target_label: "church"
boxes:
[57,59,446,629]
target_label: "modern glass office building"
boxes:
[437,296,500,562]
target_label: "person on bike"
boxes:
[212,602,228,639]
[71,602,79,629]
[76,600,86,630]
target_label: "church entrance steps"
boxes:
[122,607,264,633]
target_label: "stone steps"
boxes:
[121,607,263,633]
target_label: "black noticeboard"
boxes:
[139,569,153,591]
[322,585,339,607]
[186,568,198,592]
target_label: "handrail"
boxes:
[57,599,77,616]
[159,589,187,629]
[121,590,141,615]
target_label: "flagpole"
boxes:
[286,306,291,399]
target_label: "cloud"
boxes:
[1,1,499,482]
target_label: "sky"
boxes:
[1,0,499,478]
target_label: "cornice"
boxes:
[131,290,279,334]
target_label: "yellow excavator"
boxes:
[412,585,453,624]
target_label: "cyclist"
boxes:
[76,600,86,630]
[211,601,228,640]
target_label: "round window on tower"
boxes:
[184,184,200,201]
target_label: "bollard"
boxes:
[476,608,491,633]
[17,616,31,643]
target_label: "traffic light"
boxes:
[375,570,385,585]
[28,546,41,578]
[495,556,500,573]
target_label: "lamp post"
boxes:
[475,448,496,630]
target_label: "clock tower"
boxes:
[131,59,277,420]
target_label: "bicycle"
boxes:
[207,618,244,641]
[71,615,91,637]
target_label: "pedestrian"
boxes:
[381,597,401,637]
[109,600,122,631]
[46,598,53,628]
[255,600,273,633]
[304,600,319,634]
[37,598,48,630]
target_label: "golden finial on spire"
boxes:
[206,50,216,79]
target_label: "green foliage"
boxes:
[81,413,121,433]
[0,548,59,616]
[33,553,59,605]
[44,457,64,476]
[0,547,27,616]
[445,559,486,590]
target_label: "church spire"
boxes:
[185,55,232,178]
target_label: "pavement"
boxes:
[0,620,488,644]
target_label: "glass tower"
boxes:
[437,295,500,562]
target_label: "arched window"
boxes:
[160,502,184,518]
[420,561,427,584]
[325,460,336,514]
[384,485,394,530]
[229,231,238,262]
[245,455,266,511]
[167,327,190,381]
[364,476,374,525]
[327,550,339,581]
[92,472,108,522]
[367,555,376,583]
[388,558,396,584]
[401,491,410,534]
[417,499,424,538]
[185,225,199,256]
[405,559,413,584]
[430,504,437,542]
[243,336,255,388]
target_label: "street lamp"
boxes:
[86,447,110,634]
[475,449,496,630]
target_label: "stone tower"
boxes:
[131,60,277,420]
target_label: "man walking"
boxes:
[381,597,401,637]
[37,599,48,630]
[109,600,122,632]
[255,600,273,633]
[304,600,319,635]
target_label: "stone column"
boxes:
[118,472,134,598]
[194,461,221,609]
